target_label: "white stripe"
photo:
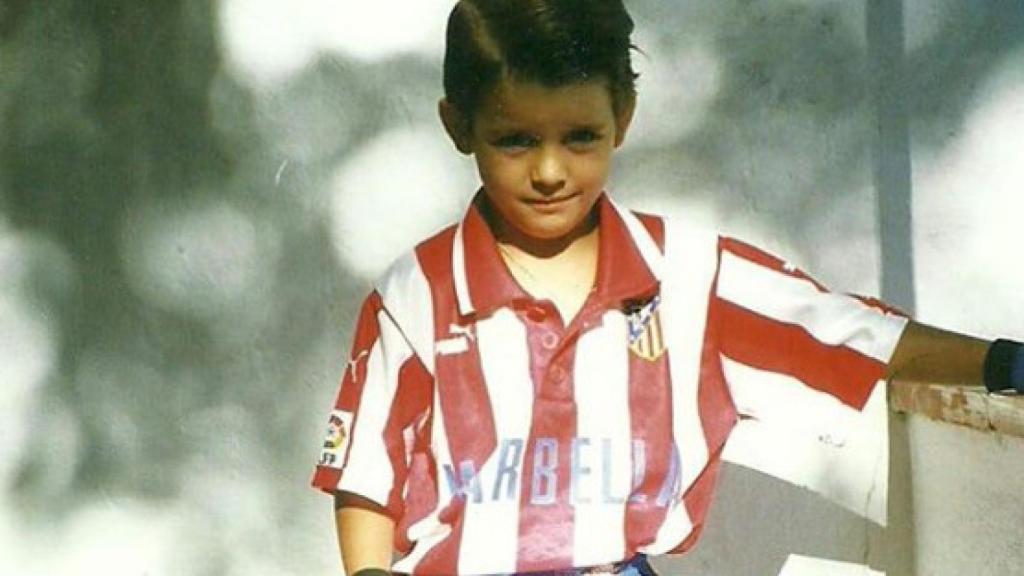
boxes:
[338,309,411,504]
[452,221,474,316]
[639,498,694,556]
[717,251,908,362]
[572,310,632,566]
[721,356,861,444]
[392,521,452,574]
[640,221,718,553]
[662,222,717,489]
[609,200,664,280]
[457,309,535,575]
[722,380,890,524]
[377,249,437,375]
[392,374,454,574]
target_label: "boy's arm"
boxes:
[311,289,430,574]
[334,491,395,575]
[885,320,991,387]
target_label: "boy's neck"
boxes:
[480,197,601,324]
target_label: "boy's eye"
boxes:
[566,129,602,146]
[494,133,537,149]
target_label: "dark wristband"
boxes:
[352,569,391,576]
[983,339,1024,393]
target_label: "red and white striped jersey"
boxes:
[311,193,908,575]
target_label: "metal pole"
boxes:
[868,0,916,313]
[866,4,917,575]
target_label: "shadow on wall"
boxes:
[654,463,887,576]
[0,0,1021,573]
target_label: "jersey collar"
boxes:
[452,191,663,318]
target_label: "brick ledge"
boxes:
[889,383,1024,438]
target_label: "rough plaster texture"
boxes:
[649,407,915,576]
[907,415,1024,576]
[651,463,888,576]
[891,384,1024,438]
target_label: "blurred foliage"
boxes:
[0,0,378,516]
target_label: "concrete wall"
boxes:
[651,398,1024,576]
[905,415,1024,576]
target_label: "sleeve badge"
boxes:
[318,410,354,469]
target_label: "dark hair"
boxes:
[442,0,639,121]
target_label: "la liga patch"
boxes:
[318,410,353,469]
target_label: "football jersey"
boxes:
[311,193,908,575]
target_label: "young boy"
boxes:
[311,1,1023,575]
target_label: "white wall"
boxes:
[906,415,1024,576]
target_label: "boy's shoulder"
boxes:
[610,202,722,256]
[365,223,460,368]
[371,219,466,327]
[375,222,459,293]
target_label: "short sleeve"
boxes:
[311,290,432,519]
[712,237,909,431]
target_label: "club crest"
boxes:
[627,295,665,361]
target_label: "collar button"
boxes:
[526,306,547,323]
[540,332,559,350]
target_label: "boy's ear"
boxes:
[613,93,636,148]
[439,98,474,155]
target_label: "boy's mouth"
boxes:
[525,192,580,207]
[524,194,580,215]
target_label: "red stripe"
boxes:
[720,236,783,268]
[461,195,531,313]
[412,227,500,574]
[719,236,833,299]
[337,291,385,413]
[634,211,666,251]
[594,202,660,305]
[311,291,385,493]
[623,344,673,551]
[717,299,885,410]
[854,293,909,318]
[697,274,738,455]
[311,466,341,494]
[383,357,434,521]
[410,227,462,573]
[425,334,496,571]
[642,266,737,554]
[516,309,576,573]
[723,235,907,323]
[394,415,438,555]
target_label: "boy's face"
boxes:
[442,78,633,243]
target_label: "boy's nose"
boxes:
[530,148,567,195]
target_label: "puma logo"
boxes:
[437,323,475,356]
